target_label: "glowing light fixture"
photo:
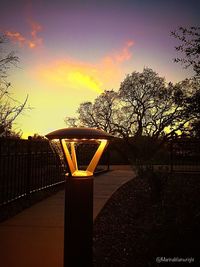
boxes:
[46,127,114,177]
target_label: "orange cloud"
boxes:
[34,40,134,94]
[103,40,134,64]
[5,31,26,44]
[114,40,134,62]
[5,20,43,49]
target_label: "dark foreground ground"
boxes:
[93,171,200,267]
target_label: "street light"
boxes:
[45,127,114,267]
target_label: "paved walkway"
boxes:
[0,166,135,267]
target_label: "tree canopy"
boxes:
[65,67,198,141]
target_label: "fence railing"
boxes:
[170,138,200,173]
[0,138,66,207]
[131,138,200,174]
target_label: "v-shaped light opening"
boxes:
[61,139,108,177]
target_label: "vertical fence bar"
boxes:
[0,140,3,204]
[106,146,110,171]
[40,145,44,189]
[0,140,6,205]
[170,141,173,174]
[7,142,11,202]
[15,140,20,201]
[26,137,32,203]
[4,142,9,204]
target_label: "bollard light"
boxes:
[46,127,113,177]
[45,127,114,267]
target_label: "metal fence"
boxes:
[0,138,66,207]
[170,139,200,173]
[132,138,200,174]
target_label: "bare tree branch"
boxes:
[0,34,29,137]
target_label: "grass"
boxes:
[93,170,200,266]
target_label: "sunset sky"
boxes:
[1,0,199,138]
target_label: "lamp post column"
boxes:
[64,175,93,267]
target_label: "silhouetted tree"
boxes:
[64,116,78,128]
[172,27,200,136]
[65,90,123,135]
[65,68,200,163]
[119,68,197,141]
[30,133,46,140]
[171,26,200,76]
[186,85,200,137]
[0,34,29,137]
[65,68,197,140]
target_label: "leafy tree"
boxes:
[171,26,200,76]
[119,68,197,140]
[0,35,29,137]
[66,68,197,140]
[118,69,199,162]
[65,90,122,135]
[186,85,200,137]
[172,27,200,137]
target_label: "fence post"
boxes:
[170,141,173,174]
[26,136,32,205]
[0,139,7,205]
[107,147,110,171]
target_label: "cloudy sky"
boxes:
[1,0,199,138]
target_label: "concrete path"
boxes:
[0,166,135,267]
[93,166,135,218]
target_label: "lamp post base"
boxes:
[64,176,93,267]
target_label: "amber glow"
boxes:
[35,39,134,96]
[68,71,103,94]
[37,60,104,93]
[61,139,108,177]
